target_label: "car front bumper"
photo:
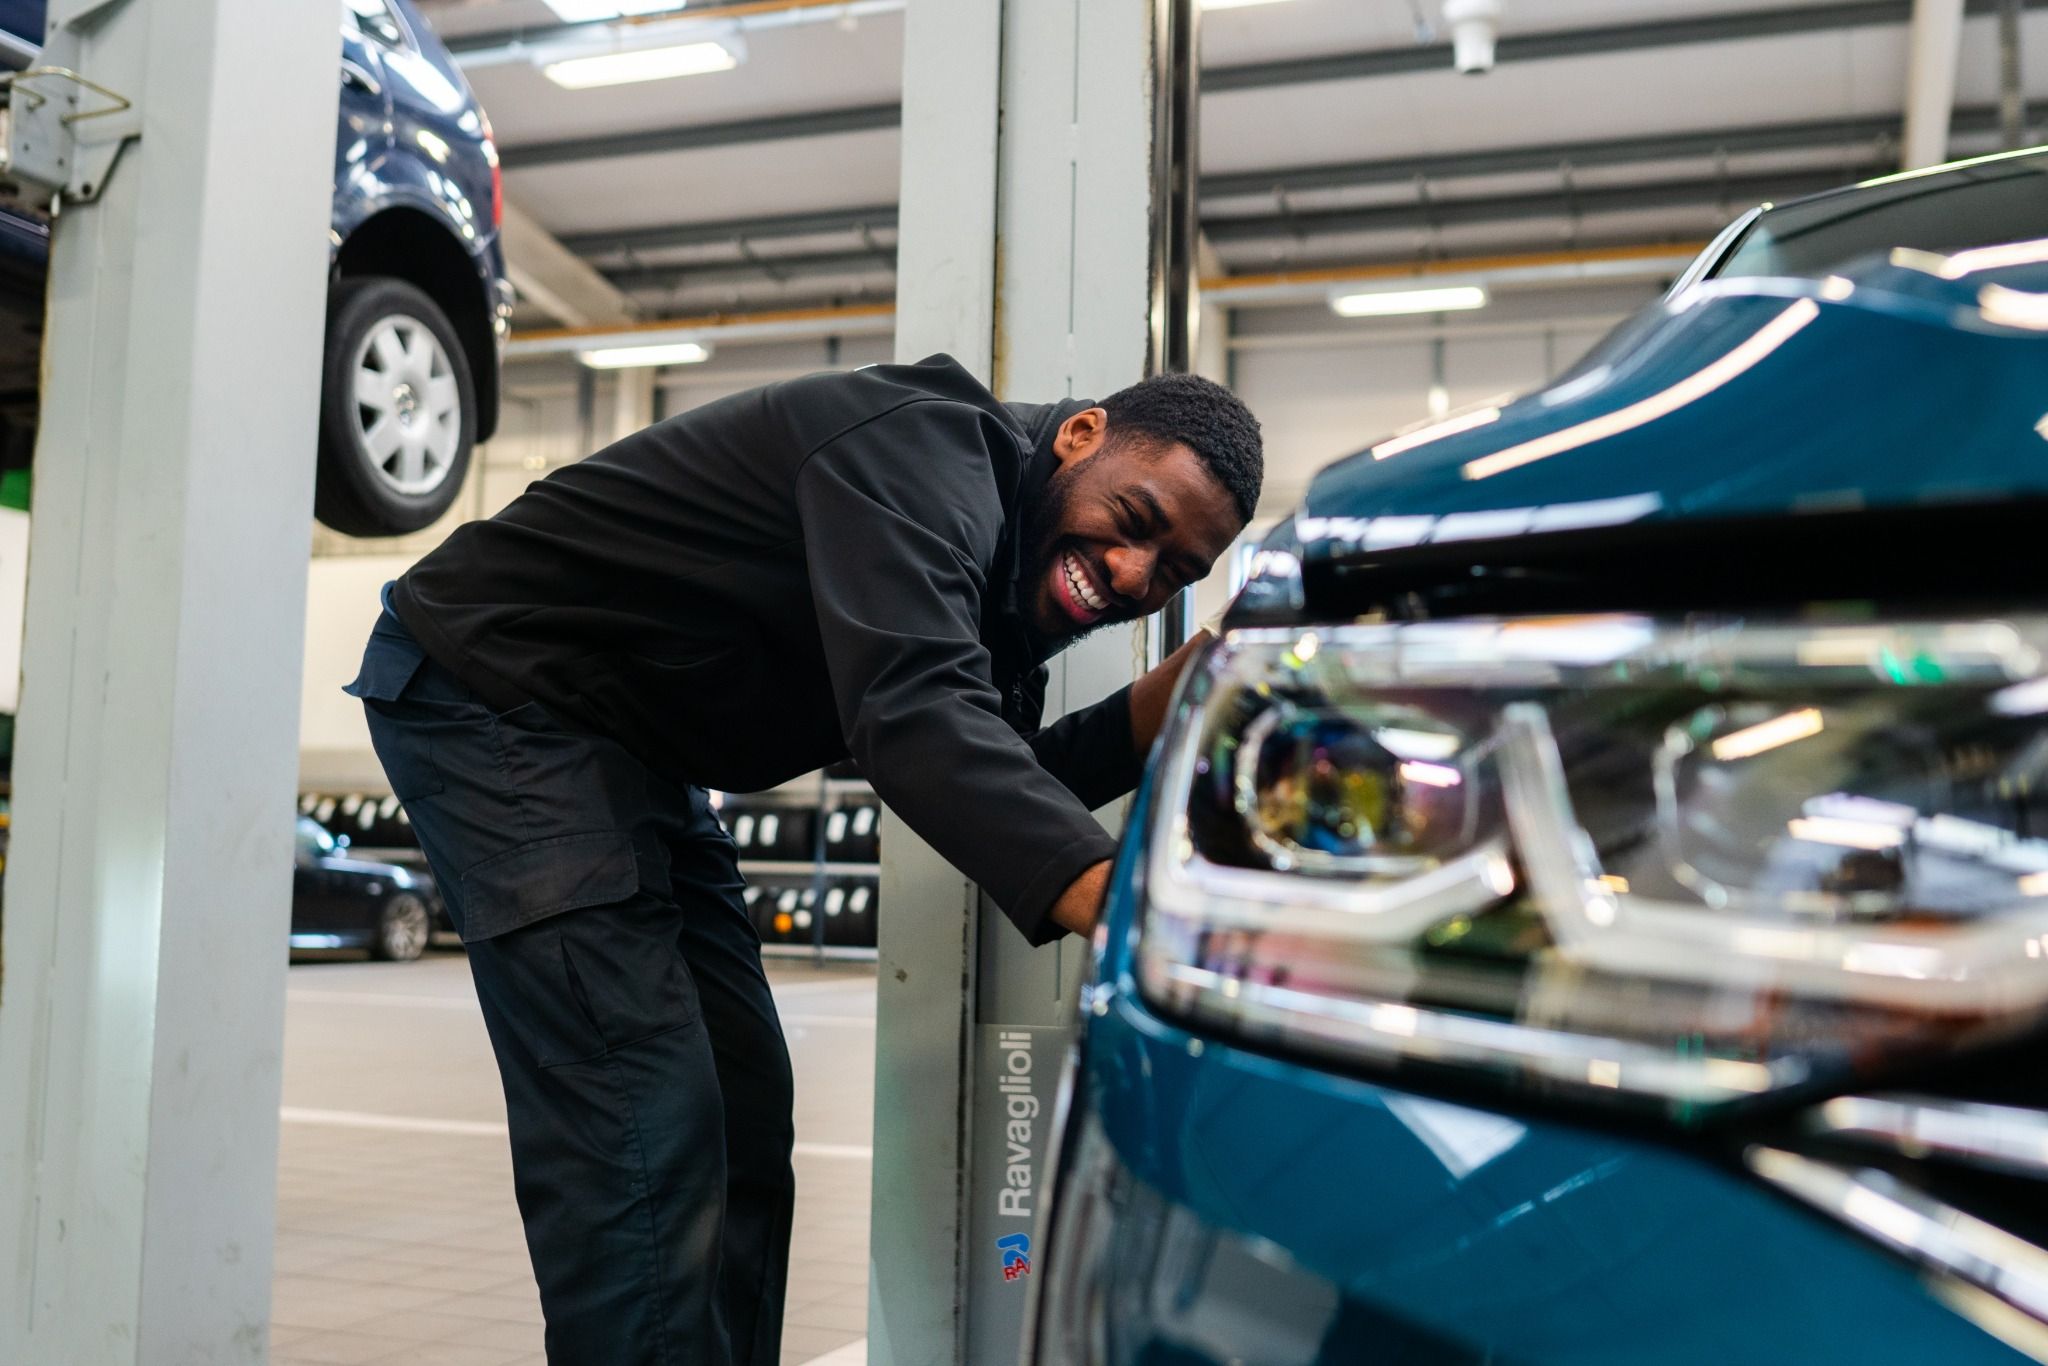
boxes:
[1028,840,2038,1366]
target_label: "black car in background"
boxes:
[0,0,512,535]
[290,816,437,962]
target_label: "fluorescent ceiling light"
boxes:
[1330,285,1489,318]
[543,40,738,89]
[1711,708,1824,762]
[579,341,712,369]
[543,0,684,21]
[1201,0,1298,8]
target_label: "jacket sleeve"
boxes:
[794,401,1118,945]
[1029,684,1142,811]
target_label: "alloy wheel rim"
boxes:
[382,894,430,960]
[350,315,461,498]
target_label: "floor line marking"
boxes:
[280,1106,873,1159]
[288,991,875,1029]
[287,989,475,1010]
[280,1106,505,1136]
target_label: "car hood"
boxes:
[1237,246,2048,620]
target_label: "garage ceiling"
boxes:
[412,0,2048,325]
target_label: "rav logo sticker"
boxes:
[996,1232,1031,1282]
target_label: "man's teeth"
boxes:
[1063,553,1107,613]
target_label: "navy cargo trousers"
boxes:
[347,602,794,1366]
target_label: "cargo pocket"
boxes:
[463,830,699,1068]
[459,830,640,942]
[345,626,444,799]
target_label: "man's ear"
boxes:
[1051,407,1110,468]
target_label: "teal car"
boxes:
[1031,150,2048,1365]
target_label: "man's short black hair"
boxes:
[1099,373,1263,523]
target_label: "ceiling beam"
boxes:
[499,200,636,326]
[498,102,901,171]
[535,100,2043,268]
[606,248,896,292]
[1200,167,1883,245]
[441,0,904,62]
[582,170,1865,295]
[486,2,2048,169]
[551,90,2048,272]
[1205,0,2047,94]
[1200,100,2048,201]
[561,203,900,257]
[505,302,898,360]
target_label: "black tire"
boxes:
[315,277,477,537]
[371,892,432,962]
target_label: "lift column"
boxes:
[873,1,1197,1361]
[0,0,337,1359]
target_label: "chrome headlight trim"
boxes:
[1138,617,2048,1112]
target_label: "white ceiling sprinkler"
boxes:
[1441,0,1502,75]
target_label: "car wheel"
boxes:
[372,892,432,962]
[316,277,476,538]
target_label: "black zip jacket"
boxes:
[392,354,1142,945]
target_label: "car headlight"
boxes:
[1139,617,2048,1121]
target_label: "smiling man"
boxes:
[344,353,1261,1366]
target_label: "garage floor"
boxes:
[273,950,876,1366]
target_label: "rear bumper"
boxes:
[1028,986,2034,1366]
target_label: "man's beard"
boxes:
[1018,456,1104,651]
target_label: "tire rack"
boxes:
[717,774,880,963]
[299,781,884,962]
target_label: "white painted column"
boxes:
[0,0,337,1360]
[1903,0,1966,168]
[611,366,657,442]
[875,1,1162,1363]
[871,6,1004,1358]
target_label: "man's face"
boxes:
[1023,408,1244,645]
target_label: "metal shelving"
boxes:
[717,767,881,962]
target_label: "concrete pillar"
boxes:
[0,0,337,1359]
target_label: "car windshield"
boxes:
[1714,147,2048,280]
[295,817,336,860]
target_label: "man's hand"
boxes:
[1049,859,1113,938]
[1128,630,1213,758]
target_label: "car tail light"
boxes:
[1139,617,2048,1122]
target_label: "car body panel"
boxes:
[1033,781,2034,1365]
[0,0,508,442]
[1285,261,2048,576]
[336,0,505,295]
[1041,208,2048,1355]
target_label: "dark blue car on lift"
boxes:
[1032,148,2048,1365]
[0,0,510,535]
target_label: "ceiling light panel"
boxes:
[542,39,739,88]
[543,0,685,21]
[579,342,713,369]
[1330,285,1490,318]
